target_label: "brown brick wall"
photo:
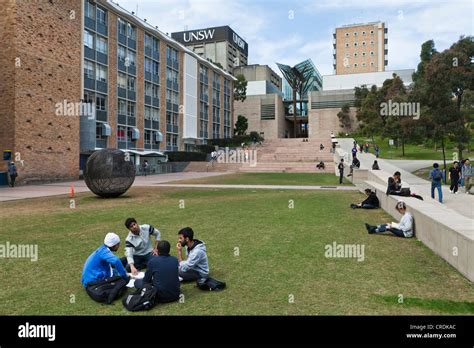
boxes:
[2,0,82,183]
[0,0,17,172]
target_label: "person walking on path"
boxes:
[374,144,380,158]
[428,163,444,203]
[462,159,473,194]
[448,161,461,194]
[8,162,17,187]
[338,159,345,184]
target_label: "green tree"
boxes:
[234,115,248,135]
[234,74,248,102]
[337,104,351,129]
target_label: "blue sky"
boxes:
[116,0,473,75]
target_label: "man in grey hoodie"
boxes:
[176,227,209,282]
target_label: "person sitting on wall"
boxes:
[372,160,380,170]
[347,156,360,177]
[365,201,414,238]
[386,172,424,201]
[316,161,325,170]
[351,189,380,209]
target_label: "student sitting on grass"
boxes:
[82,233,130,302]
[351,189,379,209]
[121,218,161,275]
[176,227,209,282]
[134,240,180,303]
[365,201,414,238]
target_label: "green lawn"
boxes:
[0,187,473,315]
[168,172,352,186]
[350,135,473,160]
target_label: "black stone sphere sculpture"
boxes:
[84,149,135,198]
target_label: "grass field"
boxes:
[0,187,473,315]
[350,135,474,161]
[168,172,352,186]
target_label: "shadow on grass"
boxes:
[374,295,474,314]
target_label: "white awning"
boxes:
[102,123,112,136]
[120,149,166,157]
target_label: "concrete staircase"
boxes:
[239,138,334,173]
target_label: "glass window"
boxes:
[152,108,159,120]
[354,42,358,47]
[84,60,94,79]
[362,31,366,36]
[118,18,127,36]
[96,36,107,54]
[144,33,152,50]
[85,0,95,19]
[118,99,127,114]
[118,45,126,61]
[153,61,159,76]
[145,82,152,96]
[127,76,135,91]
[145,58,152,74]
[83,90,94,103]
[96,6,107,25]
[127,23,136,40]
[117,126,126,141]
[127,50,136,66]
[153,84,160,98]
[145,106,152,119]
[96,64,107,82]
[153,38,160,52]
[127,101,135,116]
[370,51,374,56]
[84,30,94,49]
[118,72,127,89]
[354,32,358,36]
[96,94,106,111]
[362,41,366,46]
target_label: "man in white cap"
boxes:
[81,233,130,302]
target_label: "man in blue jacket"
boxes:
[176,227,209,282]
[82,232,129,290]
[428,163,444,203]
[135,240,180,303]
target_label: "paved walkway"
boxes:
[155,184,358,191]
[338,138,474,219]
[0,172,228,202]
[385,159,438,172]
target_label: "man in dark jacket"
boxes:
[338,159,345,184]
[134,240,180,303]
[351,189,379,209]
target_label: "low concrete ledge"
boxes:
[361,180,474,282]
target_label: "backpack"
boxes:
[196,277,226,291]
[433,169,443,182]
[86,276,128,304]
[122,284,158,311]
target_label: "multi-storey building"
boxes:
[0,0,235,183]
[171,26,248,74]
[333,22,388,75]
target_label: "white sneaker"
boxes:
[178,276,183,282]
[449,190,453,193]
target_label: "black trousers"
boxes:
[339,171,344,184]
[10,174,16,187]
[450,178,459,193]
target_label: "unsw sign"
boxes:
[172,26,248,55]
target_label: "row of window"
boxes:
[118,18,136,40]
[345,51,375,57]
[84,30,108,54]
[345,41,375,47]
[345,62,376,68]
[84,60,107,81]
[85,0,107,24]
[344,30,375,37]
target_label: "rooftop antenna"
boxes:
[135,4,138,16]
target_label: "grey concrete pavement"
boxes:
[337,138,474,219]
[155,184,358,191]
[385,159,440,172]
[0,172,230,202]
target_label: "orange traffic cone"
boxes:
[70,184,75,198]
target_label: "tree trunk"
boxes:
[441,135,447,185]
[401,136,405,157]
[293,89,297,138]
